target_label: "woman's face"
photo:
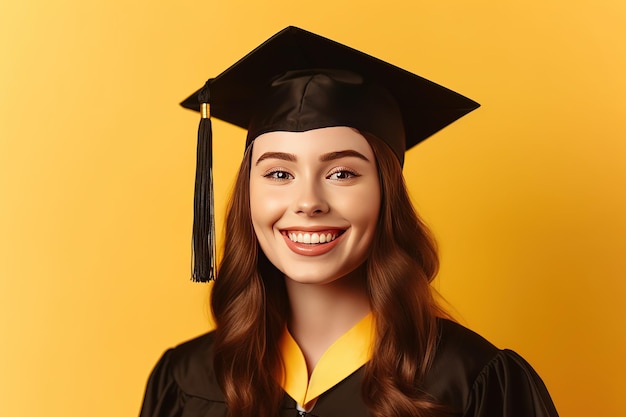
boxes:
[249,127,381,285]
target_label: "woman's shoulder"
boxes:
[159,331,221,397]
[427,319,559,416]
[166,330,217,365]
[139,331,225,417]
[434,319,501,374]
[425,319,497,406]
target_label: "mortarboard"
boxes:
[182,26,480,282]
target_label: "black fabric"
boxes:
[246,70,407,163]
[138,320,559,417]
[180,26,480,159]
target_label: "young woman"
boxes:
[139,27,559,417]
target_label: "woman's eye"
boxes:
[264,170,293,180]
[328,169,359,180]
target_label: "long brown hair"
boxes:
[211,133,448,417]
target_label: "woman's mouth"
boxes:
[286,231,343,244]
[281,229,346,255]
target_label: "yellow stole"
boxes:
[277,313,375,407]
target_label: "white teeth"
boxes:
[287,232,338,244]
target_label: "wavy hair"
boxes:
[211,133,449,417]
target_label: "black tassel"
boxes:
[192,80,216,282]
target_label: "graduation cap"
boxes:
[182,26,480,282]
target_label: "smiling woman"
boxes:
[138,27,559,417]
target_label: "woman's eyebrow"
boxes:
[255,152,297,165]
[320,150,370,162]
[255,150,370,165]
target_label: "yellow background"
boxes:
[1,1,625,416]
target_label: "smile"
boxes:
[280,229,346,256]
[286,231,342,244]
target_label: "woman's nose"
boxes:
[292,181,330,216]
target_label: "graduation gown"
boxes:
[139,319,559,417]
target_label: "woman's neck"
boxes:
[285,269,370,375]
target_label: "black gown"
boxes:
[139,319,559,417]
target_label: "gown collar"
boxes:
[277,312,375,407]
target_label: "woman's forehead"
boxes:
[251,127,374,158]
